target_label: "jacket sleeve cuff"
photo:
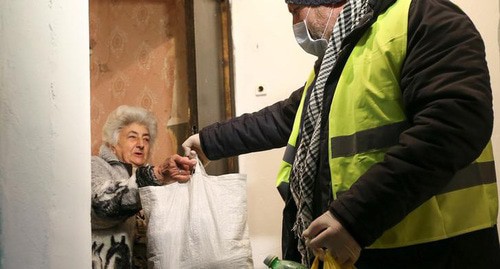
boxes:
[329,201,374,248]
[136,166,161,187]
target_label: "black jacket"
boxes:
[199,0,493,261]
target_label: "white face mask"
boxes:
[293,7,334,57]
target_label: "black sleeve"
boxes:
[200,87,305,160]
[136,166,161,187]
[330,0,493,247]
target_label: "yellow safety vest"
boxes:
[276,0,498,248]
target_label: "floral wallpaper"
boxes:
[89,0,191,165]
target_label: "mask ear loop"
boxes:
[320,7,334,39]
[305,6,311,21]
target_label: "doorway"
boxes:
[89,0,236,174]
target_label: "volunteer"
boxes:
[183,0,500,267]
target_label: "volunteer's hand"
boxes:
[303,211,361,266]
[182,134,209,165]
[154,154,197,184]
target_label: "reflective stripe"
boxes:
[277,182,290,201]
[441,161,497,194]
[331,121,409,158]
[283,143,296,165]
[336,161,497,198]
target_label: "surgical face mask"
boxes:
[293,7,334,57]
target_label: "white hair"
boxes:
[102,105,158,147]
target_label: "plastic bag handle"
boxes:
[192,154,207,177]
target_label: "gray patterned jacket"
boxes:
[91,145,158,269]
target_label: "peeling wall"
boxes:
[89,0,191,164]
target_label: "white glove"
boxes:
[303,211,361,266]
[182,133,209,165]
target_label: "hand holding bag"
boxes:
[139,158,253,268]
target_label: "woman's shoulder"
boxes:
[91,155,111,168]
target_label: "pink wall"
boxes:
[89,0,191,164]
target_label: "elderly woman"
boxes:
[91,105,196,269]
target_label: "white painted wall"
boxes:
[230,1,315,267]
[230,0,500,268]
[0,1,91,268]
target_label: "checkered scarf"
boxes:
[288,0,369,265]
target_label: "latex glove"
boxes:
[153,154,197,184]
[182,133,210,165]
[303,211,361,267]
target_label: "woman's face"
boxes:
[112,122,151,167]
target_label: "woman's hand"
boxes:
[153,154,197,185]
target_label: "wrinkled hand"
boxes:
[303,211,361,267]
[182,133,210,165]
[154,154,197,185]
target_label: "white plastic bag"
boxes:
[139,159,253,269]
